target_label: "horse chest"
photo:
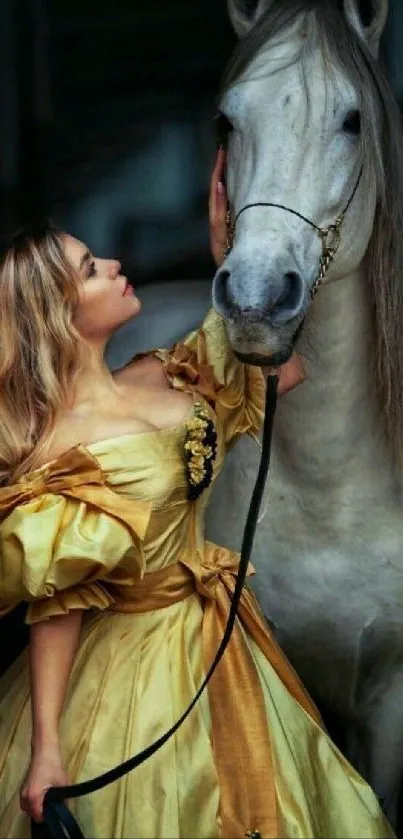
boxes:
[207,434,403,713]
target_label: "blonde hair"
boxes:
[0,223,83,484]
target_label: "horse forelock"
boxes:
[220,0,403,467]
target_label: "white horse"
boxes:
[107,0,403,823]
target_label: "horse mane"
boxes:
[220,0,403,466]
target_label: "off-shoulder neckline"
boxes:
[14,324,220,480]
[29,346,199,474]
[25,398,203,477]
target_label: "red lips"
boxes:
[123,280,134,296]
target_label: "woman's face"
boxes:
[63,234,141,342]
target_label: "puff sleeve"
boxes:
[0,447,151,624]
[159,308,265,448]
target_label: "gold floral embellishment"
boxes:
[184,402,217,500]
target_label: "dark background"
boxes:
[0,0,237,285]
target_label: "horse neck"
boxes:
[275,261,395,498]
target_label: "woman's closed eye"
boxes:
[87,260,97,278]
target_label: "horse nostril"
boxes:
[214,265,304,323]
[269,271,304,324]
[214,269,231,311]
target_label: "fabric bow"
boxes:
[160,341,221,406]
[184,541,255,601]
[0,444,152,547]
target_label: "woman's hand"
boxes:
[276,354,306,395]
[209,148,306,396]
[20,743,70,823]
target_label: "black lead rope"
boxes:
[31,375,278,839]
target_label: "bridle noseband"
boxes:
[224,168,363,299]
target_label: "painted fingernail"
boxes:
[217,181,225,195]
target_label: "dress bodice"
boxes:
[0,308,264,624]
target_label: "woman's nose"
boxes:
[111,260,121,277]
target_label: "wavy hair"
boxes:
[0,223,83,484]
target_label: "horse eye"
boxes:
[215,111,234,148]
[342,110,361,136]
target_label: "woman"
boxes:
[0,151,394,839]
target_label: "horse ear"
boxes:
[227,0,273,38]
[342,0,388,56]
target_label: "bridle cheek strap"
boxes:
[224,167,363,299]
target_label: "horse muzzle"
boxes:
[213,258,308,363]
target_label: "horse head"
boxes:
[213,0,388,365]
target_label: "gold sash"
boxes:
[110,542,323,839]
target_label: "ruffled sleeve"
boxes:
[0,446,151,624]
[157,308,265,448]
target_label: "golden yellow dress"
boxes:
[0,310,394,839]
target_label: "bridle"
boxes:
[224,167,363,299]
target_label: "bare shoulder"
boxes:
[38,415,101,466]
